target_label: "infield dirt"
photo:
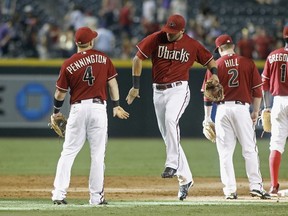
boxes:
[0,176,284,201]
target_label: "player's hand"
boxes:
[126,87,140,105]
[210,74,219,82]
[203,116,213,124]
[113,106,129,119]
[251,111,259,127]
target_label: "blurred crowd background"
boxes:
[0,0,287,60]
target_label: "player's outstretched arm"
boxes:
[126,55,142,105]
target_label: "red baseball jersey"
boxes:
[261,47,288,96]
[56,49,117,104]
[202,53,262,103]
[136,31,213,84]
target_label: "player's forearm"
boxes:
[206,60,219,81]
[132,56,143,77]
[204,104,212,119]
[108,78,120,102]
[53,89,66,114]
[203,101,213,122]
[251,97,262,112]
[132,56,142,89]
[206,59,217,72]
[54,89,66,101]
[262,90,272,109]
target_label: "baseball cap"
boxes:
[283,26,288,38]
[75,27,98,44]
[161,14,186,34]
[214,34,233,53]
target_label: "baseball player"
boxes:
[262,26,288,196]
[126,14,219,200]
[51,27,129,205]
[202,34,270,199]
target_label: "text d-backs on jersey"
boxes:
[158,45,190,63]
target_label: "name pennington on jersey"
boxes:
[66,54,107,74]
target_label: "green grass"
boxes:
[0,199,288,216]
[0,137,286,178]
[1,137,288,216]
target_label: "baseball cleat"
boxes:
[90,197,108,205]
[269,183,280,197]
[53,199,68,205]
[161,167,177,178]
[250,189,271,199]
[178,181,193,201]
[99,199,108,205]
[225,192,238,200]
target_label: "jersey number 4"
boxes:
[83,66,95,86]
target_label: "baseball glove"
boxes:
[204,79,224,102]
[261,109,271,132]
[203,121,216,143]
[49,113,67,138]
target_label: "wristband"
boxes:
[112,100,120,108]
[204,101,213,106]
[53,98,64,114]
[53,107,61,114]
[133,76,140,89]
[210,67,218,75]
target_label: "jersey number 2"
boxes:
[83,66,95,86]
[228,69,239,87]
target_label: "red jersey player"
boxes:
[51,27,129,205]
[202,34,270,199]
[126,14,219,200]
[262,25,288,196]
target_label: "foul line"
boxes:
[0,198,287,211]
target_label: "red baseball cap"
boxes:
[214,34,233,53]
[75,27,98,44]
[161,14,186,34]
[283,26,288,38]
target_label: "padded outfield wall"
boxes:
[0,59,265,137]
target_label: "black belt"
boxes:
[73,98,104,104]
[217,100,246,105]
[155,81,182,90]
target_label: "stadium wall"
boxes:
[0,59,265,137]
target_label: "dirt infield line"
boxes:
[1,175,287,201]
